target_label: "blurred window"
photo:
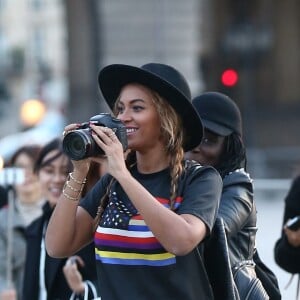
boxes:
[32,28,45,62]
[0,30,7,61]
[0,0,6,9]
[29,0,43,10]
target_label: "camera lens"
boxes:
[62,130,92,160]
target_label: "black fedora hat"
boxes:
[192,92,242,137]
[98,63,203,151]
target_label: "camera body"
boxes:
[62,113,128,160]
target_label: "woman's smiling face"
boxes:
[38,150,70,206]
[116,83,163,152]
[13,152,41,203]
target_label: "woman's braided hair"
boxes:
[152,91,184,209]
[93,88,185,230]
[214,133,246,178]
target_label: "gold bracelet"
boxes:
[65,180,83,193]
[69,172,87,185]
[62,188,79,202]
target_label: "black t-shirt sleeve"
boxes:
[177,165,222,233]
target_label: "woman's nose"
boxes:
[118,110,132,122]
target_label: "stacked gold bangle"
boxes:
[62,172,87,201]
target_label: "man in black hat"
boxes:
[46,63,223,300]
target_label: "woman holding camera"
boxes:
[45,63,223,300]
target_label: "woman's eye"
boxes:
[132,105,143,111]
[116,106,124,114]
[202,138,210,144]
[201,137,218,146]
[42,167,54,174]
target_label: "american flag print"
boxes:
[94,192,183,266]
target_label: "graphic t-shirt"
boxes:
[80,162,222,300]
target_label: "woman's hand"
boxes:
[63,123,91,174]
[90,124,129,180]
[63,256,85,295]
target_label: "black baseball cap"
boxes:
[192,92,242,137]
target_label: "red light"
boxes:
[221,69,238,87]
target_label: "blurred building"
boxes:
[0,0,300,177]
[65,0,203,123]
[197,0,300,177]
[99,0,202,93]
[0,0,67,135]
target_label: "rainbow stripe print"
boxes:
[94,215,176,266]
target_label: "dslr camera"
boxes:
[62,113,128,160]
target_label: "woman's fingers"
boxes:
[62,123,81,137]
[90,125,119,147]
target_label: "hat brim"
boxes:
[202,119,233,137]
[98,64,203,151]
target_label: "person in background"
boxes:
[0,186,8,209]
[63,161,105,299]
[186,92,280,299]
[0,144,43,300]
[45,63,223,300]
[274,173,300,298]
[22,138,97,300]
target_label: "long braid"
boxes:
[150,90,185,210]
[169,148,184,210]
[215,133,246,178]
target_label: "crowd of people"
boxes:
[0,139,99,300]
[0,61,298,300]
